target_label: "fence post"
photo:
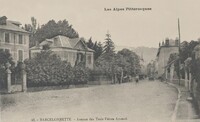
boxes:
[21,63,27,92]
[185,70,188,90]
[6,62,12,93]
[189,72,192,92]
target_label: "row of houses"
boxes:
[0,16,94,69]
[155,38,200,79]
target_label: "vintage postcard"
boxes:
[1,0,200,122]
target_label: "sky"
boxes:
[1,0,200,48]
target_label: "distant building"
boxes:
[0,16,30,63]
[30,35,94,69]
[147,60,156,77]
[156,38,179,77]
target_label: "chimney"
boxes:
[0,16,7,25]
[162,41,164,46]
[165,38,169,46]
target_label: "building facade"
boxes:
[30,35,94,69]
[156,38,179,77]
[0,16,30,63]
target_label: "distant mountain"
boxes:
[115,46,158,64]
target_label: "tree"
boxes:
[95,48,141,83]
[25,19,79,47]
[103,32,115,54]
[179,40,198,63]
[168,40,199,79]
[94,42,103,60]
[86,37,103,60]
[0,50,15,88]
[86,37,94,49]
[24,17,38,47]
[0,50,14,67]
[31,17,37,34]
[117,49,141,76]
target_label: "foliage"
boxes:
[73,62,90,85]
[180,40,199,63]
[103,33,115,54]
[0,50,15,88]
[0,50,15,67]
[25,51,73,87]
[25,51,90,87]
[86,37,103,60]
[167,40,199,79]
[192,59,200,87]
[117,49,141,76]
[95,48,141,80]
[167,53,181,78]
[25,18,79,47]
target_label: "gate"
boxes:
[1,62,27,93]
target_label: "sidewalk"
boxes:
[166,82,200,122]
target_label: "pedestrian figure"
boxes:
[135,75,139,84]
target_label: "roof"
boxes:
[8,20,21,26]
[30,35,94,52]
[0,20,28,33]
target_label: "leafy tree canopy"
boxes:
[0,50,15,68]
[25,18,79,47]
[86,37,103,60]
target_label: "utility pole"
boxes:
[178,18,181,85]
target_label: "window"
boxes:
[64,52,68,60]
[0,48,10,54]
[5,33,9,43]
[19,34,23,44]
[88,55,91,64]
[18,50,23,62]
[54,38,61,46]
[14,34,17,44]
[24,36,26,44]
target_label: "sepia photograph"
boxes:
[1,0,200,122]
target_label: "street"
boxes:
[1,80,178,122]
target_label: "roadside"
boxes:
[165,81,200,122]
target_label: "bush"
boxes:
[72,62,90,85]
[0,50,15,88]
[25,51,74,87]
[25,51,90,87]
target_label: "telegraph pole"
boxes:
[178,18,181,85]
